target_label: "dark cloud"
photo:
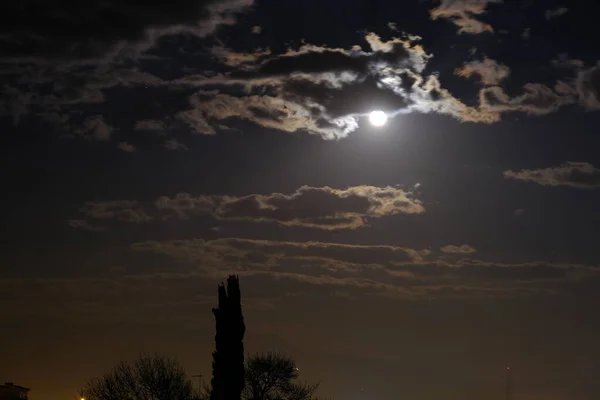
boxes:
[1,0,597,150]
[67,220,106,232]
[430,0,502,34]
[134,119,166,131]
[118,142,136,152]
[72,186,425,231]
[130,238,425,273]
[155,193,216,219]
[76,115,114,141]
[0,1,253,146]
[78,201,153,223]
[164,139,189,150]
[575,63,600,110]
[2,235,595,323]
[503,162,600,189]
[0,0,254,61]
[177,33,498,139]
[130,237,600,299]
[0,64,169,122]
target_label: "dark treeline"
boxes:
[80,275,323,400]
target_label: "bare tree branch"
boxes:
[81,354,195,400]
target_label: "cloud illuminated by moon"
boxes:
[369,110,388,127]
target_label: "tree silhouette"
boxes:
[210,275,246,400]
[243,353,319,400]
[81,354,195,400]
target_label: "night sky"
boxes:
[2,1,600,400]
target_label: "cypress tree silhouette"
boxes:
[210,275,246,400]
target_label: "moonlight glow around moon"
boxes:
[369,110,388,127]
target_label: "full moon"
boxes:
[368,110,388,127]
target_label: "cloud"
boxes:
[4,254,596,324]
[545,7,569,20]
[130,237,600,299]
[0,66,169,127]
[575,63,600,110]
[118,142,136,152]
[430,0,503,34]
[455,58,510,85]
[9,25,596,146]
[76,115,113,141]
[440,245,477,254]
[176,32,499,139]
[4,12,596,149]
[67,220,106,232]
[176,102,218,135]
[0,1,255,145]
[135,120,166,131]
[78,201,153,223]
[71,185,423,230]
[164,139,189,150]
[552,54,585,69]
[210,185,425,229]
[155,193,216,219]
[473,59,600,116]
[132,237,426,266]
[5,238,596,318]
[0,0,255,62]
[477,83,576,116]
[503,162,600,189]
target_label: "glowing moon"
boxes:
[368,110,388,127]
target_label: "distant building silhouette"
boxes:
[0,383,29,400]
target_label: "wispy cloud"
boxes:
[504,162,600,189]
[71,185,425,231]
[211,185,425,229]
[76,115,113,141]
[545,7,569,20]
[477,58,600,117]
[67,220,106,232]
[430,0,503,34]
[78,201,153,223]
[455,58,510,85]
[477,83,575,116]
[130,237,599,299]
[440,245,477,254]
[164,139,189,151]
[118,142,136,152]
[134,120,166,131]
